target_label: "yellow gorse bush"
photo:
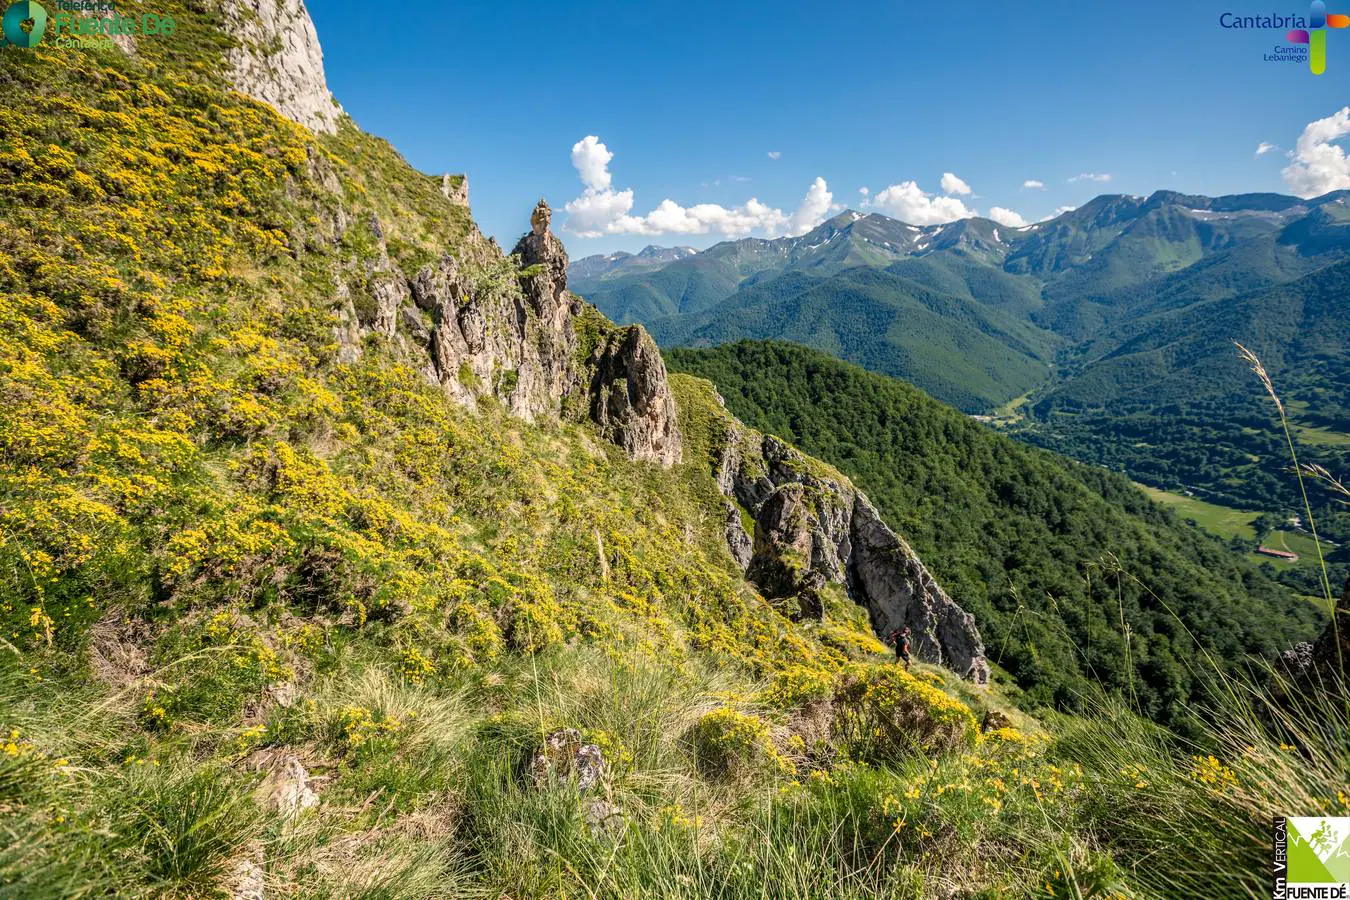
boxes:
[691,707,795,777]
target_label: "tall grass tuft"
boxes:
[120,763,265,896]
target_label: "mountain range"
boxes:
[570,194,1350,578]
[568,244,699,282]
[570,192,1350,411]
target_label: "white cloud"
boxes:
[1040,205,1076,221]
[1023,179,1045,190]
[1282,107,1350,198]
[871,180,976,225]
[562,136,831,238]
[1068,172,1112,183]
[571,135,614,191]
[789,177,834,234]
[1255,142,1279,158]
[767,151,782,160]
[940,172,973,195]
[858,186,870,196]
[987,206,1030,228]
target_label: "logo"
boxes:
[1286,1,1350,73]
[1274,817,1350,899]
[0,0,174,49]
[0,0,48,47]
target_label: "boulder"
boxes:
[253,752,320,818]
[528,729,606,792]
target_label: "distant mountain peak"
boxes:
[570,244,700,283]
[637,244,696,258]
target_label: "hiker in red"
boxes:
[887,625,912,670]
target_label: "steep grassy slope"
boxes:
[667,341,1324,725]
[0,10,1116,897]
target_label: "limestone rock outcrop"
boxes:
[1280,576,1349,687]
[324,195,681,466]
[442,174,469,206]
[585,325,683,467]
[218,0,681,466]
[222,0,342,135]
[712,414,989,682]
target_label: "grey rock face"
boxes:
[513,200,570,320]
[848,497,989,682]
[711,413,989,682]
[223,0,342,135]
[326,195,682,466]
[442,173,469,206]
[723,500,753,569]
[744,484,829,620]
[585,325,683,467]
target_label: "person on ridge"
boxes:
[887,625,912,670]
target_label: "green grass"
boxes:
[1293,421,1350,448]
[1134,484,1261,540]
[1133,485,1335,572]
[1263,529,1329,560]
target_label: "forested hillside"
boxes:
[650,266,1056,412]
[1021,257,1350,560]
[668,341,1325,725]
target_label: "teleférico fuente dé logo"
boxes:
[0,0,175,49]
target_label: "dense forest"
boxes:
[668,341,1326,728]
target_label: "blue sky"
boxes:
[310,0,1350,256]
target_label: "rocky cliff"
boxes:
[327,193,681,464]
[711,412,989,682]
[223,0,342,135]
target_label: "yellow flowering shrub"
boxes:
[337,705,404,756]
[831,663,978,762]
[758,664,835,710]
[398,647,435,684]
[690,707,794,778]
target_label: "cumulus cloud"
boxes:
[1068,172,1112,183]
[789,177,834,234]
[858,186,870,196]
[940,172,973,195]
[871,180,976,225]
[767,151,781,159]
[1023,179,1045,189]
[1282,107,1350,198]
[1255,142,1279,157]
[571,135,614,191]
[562,136,831,238]
[987,206,1030,228]
[1040,205,1076,221]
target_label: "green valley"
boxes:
[572,192,1350,597]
